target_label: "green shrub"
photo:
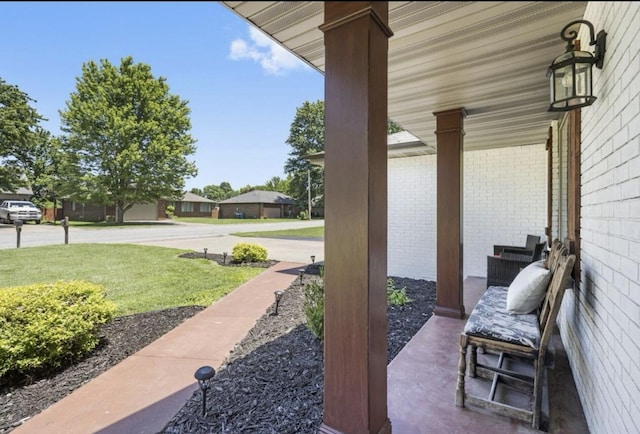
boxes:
[231,242,268,263]
[297,210,308,220]
[0,280,116,381]
[303,267,325,340]
[165,205,175,218]
[387,278,412,306]
[303,271,412,340]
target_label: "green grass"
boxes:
[231,225,324,239]
[174,217,302,225]
[0,244,264,316]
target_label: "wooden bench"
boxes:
[455,240,575,429]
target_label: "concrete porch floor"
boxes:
[387,276,590,433]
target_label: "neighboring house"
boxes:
[218,190,296,219]
[226,2,640,433]
[0,186,33,202]
[165,191,217,218]
[58,192,215,221]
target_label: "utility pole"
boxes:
[307,169,312,220]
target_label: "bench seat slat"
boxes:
[463,286,540,349]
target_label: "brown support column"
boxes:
[319,2,392,434]
[434,108,467,319]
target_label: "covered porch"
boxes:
[222,1,636,433]
[387,276,589,433]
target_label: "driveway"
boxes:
[0,220,325,264]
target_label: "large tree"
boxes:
[59,56,197,223]
[284,100,403,209]
[0,77,47,192]
[284,100,325,208]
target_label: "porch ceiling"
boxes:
[221,1,587,152]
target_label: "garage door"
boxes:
[125,203,159,221]
[263,206,281,218]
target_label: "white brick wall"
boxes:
[463,146,547,277]
[556,2,640,434]
[388,155,436,279]
[387,145,547,280]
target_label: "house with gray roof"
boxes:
[218,190,295,219]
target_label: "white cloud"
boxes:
[229,26,307,76]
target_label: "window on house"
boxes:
[548,110,581,281]
[181,202,193,213]
[200,203,212,213]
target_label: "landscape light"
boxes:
[194,365,216,417]
[273,290,284,315]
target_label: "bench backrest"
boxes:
[538,248,576,354]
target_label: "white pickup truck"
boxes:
[0,200,42,224]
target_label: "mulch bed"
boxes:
[161,268,436,434]
[0,255,436,434]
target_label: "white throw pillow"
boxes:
[506,260,551,314]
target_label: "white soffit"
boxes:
[221,1,587,152]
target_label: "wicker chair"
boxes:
[486,242,547,288]
[493,234,540,256]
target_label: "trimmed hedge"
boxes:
[231,242,268,263]
[0,280,116,381]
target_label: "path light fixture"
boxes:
[60,217,69,244]
[299,270,304,284]
[310,255,316,265]
[548,19,607,112]
[14,219,23,248]
[273,290,284,315]
[194,365,215,417]
[222,251,227,264]
[203,248,208,259]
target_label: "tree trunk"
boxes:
[116,202,125,224]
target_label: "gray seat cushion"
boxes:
[464,286,540,349]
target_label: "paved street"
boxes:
[0,220,325,264]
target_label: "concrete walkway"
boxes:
[12,261,306,434]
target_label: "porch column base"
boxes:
[319,418,392,434]
[434,304,465,319]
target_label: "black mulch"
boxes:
[161,269,436,434]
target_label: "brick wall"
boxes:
[387,144,547,280]
[556,3,640,434]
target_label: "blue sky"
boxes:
[0,2,325,191]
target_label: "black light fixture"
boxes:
[299,270,304,284]
[222,251,227,264]
[310,255,316,265]
[203,247,208,259]
[273,290,284,315]
[548,19,607,112]
[194,365,215,417]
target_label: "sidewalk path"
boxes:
[12,261,306,434]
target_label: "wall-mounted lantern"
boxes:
[548,19,607,112]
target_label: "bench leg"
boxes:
[456,334,468,407]
[470,345,478,378]
[532,356,544,429]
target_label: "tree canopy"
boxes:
[59,57,197,223]
[284,100,325,207]
[284,100,405,209]
[0,77,47,192]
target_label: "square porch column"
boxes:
[319,2,393,433]
[434,108,467,319]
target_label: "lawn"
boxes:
[230,225,324,239]
[0,244,264,316]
